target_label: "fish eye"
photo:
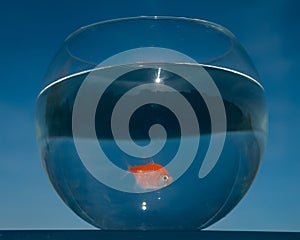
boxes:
[161,175,169,182]
[159,175,170,186]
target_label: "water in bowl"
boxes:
[36,63,267,229]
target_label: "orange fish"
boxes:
[128,163,173,190]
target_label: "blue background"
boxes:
[0,0,299,231]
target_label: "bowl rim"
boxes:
[65,16,236,42]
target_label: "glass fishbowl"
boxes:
[36,16,267,230]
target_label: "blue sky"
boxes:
[0,0,299,231]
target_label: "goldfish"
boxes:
[128,163,173,190]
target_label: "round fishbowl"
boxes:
[36,16,267,230]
